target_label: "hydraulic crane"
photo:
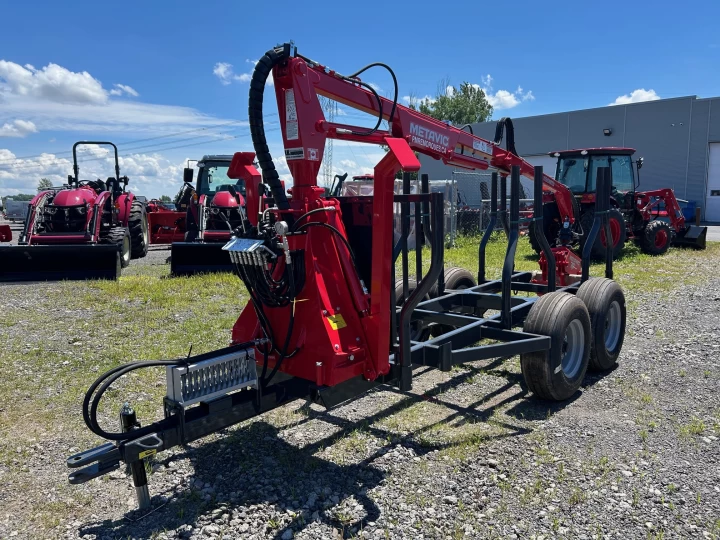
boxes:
[68,43,625,511]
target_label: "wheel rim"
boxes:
[604,300,622,351]
[142,216,148,246]
[654,228,668,249]
[601,218,622,247]
[561,318,585,378]
[123,236,131,264]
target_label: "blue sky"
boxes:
[0,0,718,197]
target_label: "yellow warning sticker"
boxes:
[326,314,347,330]
[139,449,157,460]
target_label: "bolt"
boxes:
[322,310,328,316]
[336,307,341,312]
[349,355,355,361]
[316,362,323,367]
[356,337,361,342]
[334,344,340,351]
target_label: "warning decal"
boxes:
[326,314,347,330]
[285,147,305,161]
[285,89,299,141]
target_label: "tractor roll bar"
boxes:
[72,141,121,185]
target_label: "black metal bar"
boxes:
[450,335,550,364]
[532,166,556,292]
[401,172,410,301]
[501,167,520,329]
[581,167,606,282]
[398,193,444,391]
[499,174,509,236]
[421,174,432,249]
[415,197,422,283]
[478,172,498,283]
[602,168,614,279]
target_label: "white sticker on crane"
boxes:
[286,121,299,140]
[473,140,493,155]
[308,148,319,161]
[285,89,299,140]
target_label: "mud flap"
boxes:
[170,242,233,276]
[673,225,707,250]
[0,244,121,282]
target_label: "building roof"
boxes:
[549,147,636,157]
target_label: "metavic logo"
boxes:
[409,122,450,152]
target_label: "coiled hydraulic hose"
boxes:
[249,44,292,210]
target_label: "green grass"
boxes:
[0,235,717,533]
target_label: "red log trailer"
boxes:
[68,44,627,510]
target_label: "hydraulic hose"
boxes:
[249,44,292,210]
[494,117,517,157]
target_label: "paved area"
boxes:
[705,225,720,242]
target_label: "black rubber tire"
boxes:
[102,226,131,268]
[580,208,627,260]
[528,203,561,254]
[128,199,149,259]
[429,266,477,298]
[520,292,591,401]
[394,278,431,341]
[576,278,626,371]
[639,220,672,255]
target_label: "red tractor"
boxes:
[529,147,707,258]
[169,154,250,275]
[0,141,149,281]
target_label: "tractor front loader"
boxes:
[67,43,627,510]
[0,142,149,281]
[529,148,707,258]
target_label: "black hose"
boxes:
[295,221,357,262]
[249,44,292,209]
[83,342,257,441]
[290,207,336,231]
[344,62,399,136]
[493,117,517,157]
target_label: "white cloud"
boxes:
[368,82,382,93]
[0,60,108,105]
[0,147,187,197]
[609,88,660,106]
[0,59,232,136]
[109,83,139,97]
[213,60,273,87]
[273,155,290,177]
[475,76,535,110]
[339,159,357,169]
[0,119,37,137]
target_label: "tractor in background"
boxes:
[169,154,249,275]
[0,141,148,281]
[529,147,707,258]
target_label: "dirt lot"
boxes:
[0,220,719,539]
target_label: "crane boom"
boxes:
[258,44,575,225]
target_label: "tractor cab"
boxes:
[187,156,246,201]
[550,148,639,207]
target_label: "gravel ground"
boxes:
[0,225,718,539]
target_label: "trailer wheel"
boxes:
[395,279,431,341]
[128,200,149,259]
[639,220,671,255]
[580,208,626,260]
[520,292,591,401]
[576,278,626,371]
[102,227,131,268]
[429,266,477,297]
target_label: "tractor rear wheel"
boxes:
[520,292,591,401]
[577,278,626,371]
[102,226,131,268]
[528,203,561,253]
[128,200,149,259]
[580,208,626,260]
[639,220,671,255]
[428,267,480,337]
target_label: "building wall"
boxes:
[419,95,720,218]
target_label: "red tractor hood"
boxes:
[52,187,97,206]
[212,191,244,207]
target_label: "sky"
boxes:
[0,0,718,198]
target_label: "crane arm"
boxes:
[261,44,575,223]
